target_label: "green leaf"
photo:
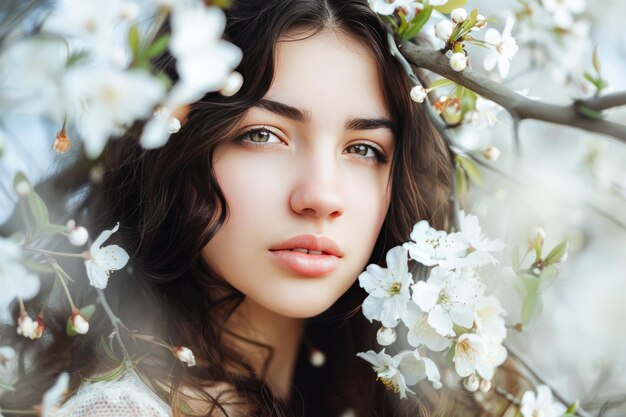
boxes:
[455,164,468,197]
[400,5,433,42]
[520,273,542,326]
[576,103,604,120]
[100,335,120,362]
[538,264,558,293]
[128,24,141,58]
[433,0,467,14]
[445,341,457,366]
[20,258,56,274]
[80,304,96,320]
[67,316,78,336]
[592,45,601,74]
[428,78,455,90]
[566,399,580,414]
[142,34,170,60]
[40,223,69,235]
[66,51,89,67]
[84,362,126,382]
[27,191,50,228]
[545,241,569,265]
[457,155,483,186]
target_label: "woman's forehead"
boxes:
[266,29,391,123]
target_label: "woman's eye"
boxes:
[345,143,384,161]
[240,128,282,144]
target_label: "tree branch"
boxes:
[578,91,626,111]
[401,43,626,143]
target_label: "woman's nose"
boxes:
[288,152,344,220]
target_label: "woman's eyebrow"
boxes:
[255,98,395,132]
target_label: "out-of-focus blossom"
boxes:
[140,106,182,150]
[359,246,413,328]
[435,19,454,41]
[64,67,165,158]
[463,374,480,392]
[167,4,242,107]
[521,385,567,417]
[483,17,519,78]
[41,372,70,417]
[84,223,130,289]
[368,0,422,20]
[542,0,586,29]
[172,346,196,367]
[0,238,40,311]
[474,296,507,342]
[464,97,503,130]
[397,350,442,389]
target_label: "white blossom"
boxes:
[403,221,467,267]
[220,71,244,97]
[412,267,483,336]
[474,295,507,342]
[64,66,165,158]
[359,246,413,328]
[457,210,505,267]
[435,19,454,41]
[368,0,422,20]
[521,385,567,417]
[483,17,519,78]
[449,52,467,72]
[396,350,442,389]
[483,146,502,162]
[356,349,414,399]
[0,38,67,121]
[464,97,503,130]
[0,238,40,311]
[172,346,196,367]
[84,223,130,289]
[454,333,506,380]
[167,4,242,107]
[542,0,586,29]
[68,225,89,246]
[41,372,70,417]
[402,302,451,351]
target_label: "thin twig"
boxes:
[578,92,626,111]
[96,289,134,370]
[505,343,594,417]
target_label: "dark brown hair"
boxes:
[1,1,456,416]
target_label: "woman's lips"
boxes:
[268,234,342,277]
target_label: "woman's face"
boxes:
[201,30,395,318]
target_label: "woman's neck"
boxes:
[225,298,305,400]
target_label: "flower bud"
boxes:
[33,315,45,339]
[68,225,89,247]
[479,379,492,392]
[376,326,397,346]
[483,146,501,161]
[439,97,463,125]
[410,85,427,103]
[529,226,545,247]
[220,71,244,97]
[463,374,479,392]
[172,346,196,367]
[15,180,31,197]
[70,311,89,334]
[475,14,487,30]
[53,129,71,154]
[449,52,467,72]
[17,313,38,339]
[435,20,454,41]
[451,8,468,23]
[309,348,326,367]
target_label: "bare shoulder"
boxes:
[53,372,172,417]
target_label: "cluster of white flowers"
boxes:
[0,0,242,159]
[357,211,508,397]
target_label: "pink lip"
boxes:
[269,234,343,277]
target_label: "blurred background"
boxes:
[1,0,625,414]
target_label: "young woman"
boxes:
[1,0,456,416]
